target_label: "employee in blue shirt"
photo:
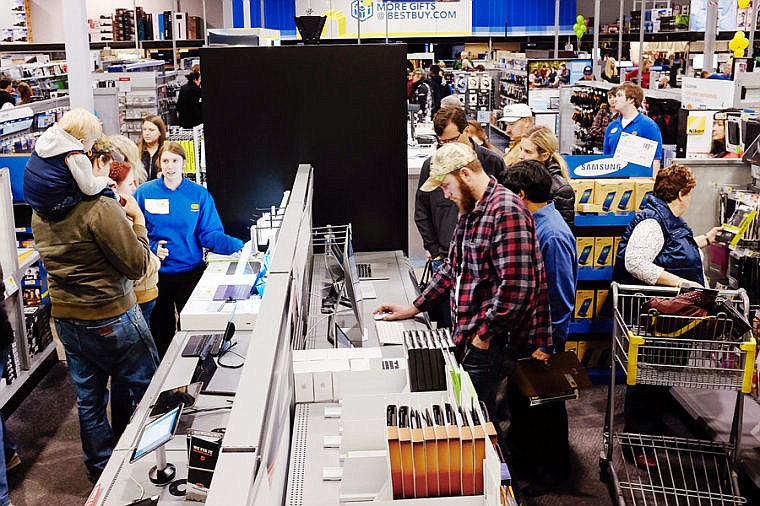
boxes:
[603,82,663,174]
[134,142,244,357]
[502,160,577,497]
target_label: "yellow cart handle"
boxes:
[627,331,645,386]
[740,338,757,394]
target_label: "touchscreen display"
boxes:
[149,382,202,418]
[130,405,182,463]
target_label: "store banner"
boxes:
[566,155,652,179]
[681,77,735,109]
[294,0,472,38]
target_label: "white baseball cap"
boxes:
[498,103,534,123]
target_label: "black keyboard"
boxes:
[357,263,372,278]
[182,333,224,357]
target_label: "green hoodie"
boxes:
[32,195,151,320]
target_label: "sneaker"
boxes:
[5,452,20,473]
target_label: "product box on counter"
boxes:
[633,178,655,211]
[570,179,595,210]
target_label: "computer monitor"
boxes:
[129,405,183,463]
[340,225,365,339]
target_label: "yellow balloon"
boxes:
[736,31,746,39]
[741,38,750,49]
[735,49,745,58]
[729,39,738,51]
[739,0,751,9]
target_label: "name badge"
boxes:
[145,198,170,214]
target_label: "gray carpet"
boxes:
[6,363,92,506]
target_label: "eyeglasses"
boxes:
[438,131,464,144]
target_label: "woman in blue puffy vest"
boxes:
[612,163,722,470]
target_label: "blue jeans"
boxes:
[139,299,157,326]
[55,305,159,476]
[0,347,14,506]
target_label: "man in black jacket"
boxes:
[428,64,450,114]
[176,66,202,128]
[0,79,15,109]
[414,106,507,327]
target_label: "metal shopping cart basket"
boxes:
[600,283,757,505]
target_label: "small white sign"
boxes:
[681,76,735,109]
[613,132,658,168]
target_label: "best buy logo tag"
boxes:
[686,115,706,135]
[191,203,200,212]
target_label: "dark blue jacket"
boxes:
[613,195,704,286]
[24,150,82,219]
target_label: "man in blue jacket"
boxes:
[503,160,577,496]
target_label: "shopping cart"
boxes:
[600,283,757,505]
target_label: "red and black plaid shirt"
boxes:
[414,178,552,350]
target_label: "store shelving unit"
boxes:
[0,168,55,409]
[91,67,178,142]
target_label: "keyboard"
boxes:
[357,263,372,278]
[182,333,224,357]
[375,320,406,345]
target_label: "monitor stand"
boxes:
[149,445,176,486]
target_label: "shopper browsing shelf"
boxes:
[0,270,19,506]
[137,115,166,180]
[499,103,535,167]
[603,82,663,174]
[23,108,115,220]
[176,64,202,129]
[428,64,451,115]
[110,134,148,184]
[16,82,33,105]
[109,161,167,325]
[0,79,14,109]
[502,160,577,496]
[612,164,722,470]
[409,68,433,121]
[517,125,575,227]
[602,57,619,83]
[134,142,244,357]
[414,107,507,328]
[31,147,158,484]
[380,142,552,430]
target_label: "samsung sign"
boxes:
[574,158,628,177]
[566,155,651,179]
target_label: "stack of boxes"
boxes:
[89,15,114,42]
[567,176,655,371]
[113,8,136,42]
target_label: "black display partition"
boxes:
[200,44,409,252]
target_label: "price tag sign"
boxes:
[3,275,18,298]
[613,132,658,168]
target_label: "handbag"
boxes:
[418,259,433,292]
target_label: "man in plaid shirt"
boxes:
[376,142,552,419]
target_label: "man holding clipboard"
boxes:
[603,82,664,174]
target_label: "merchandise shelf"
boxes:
[0,340,56,408]
[577,266,613,281]
[575,211,635,227]
[17,248,39,272]
[569,319,613,335]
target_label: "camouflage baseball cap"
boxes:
[420,143,477,192]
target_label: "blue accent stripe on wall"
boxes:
[250,0,262,27]
[233,0,244,28]
[506,0,576,35]
[472,0,506,35]
[264,0,296,35]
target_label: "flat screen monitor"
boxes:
[129,405,183,463]
[340,225,365,336]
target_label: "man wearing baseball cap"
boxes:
[580,65,595,81]
[376,142,552,425]
[498,103,535,166]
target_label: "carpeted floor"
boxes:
[2,362,760,505]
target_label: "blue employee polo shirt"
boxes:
[603,112,664,164]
